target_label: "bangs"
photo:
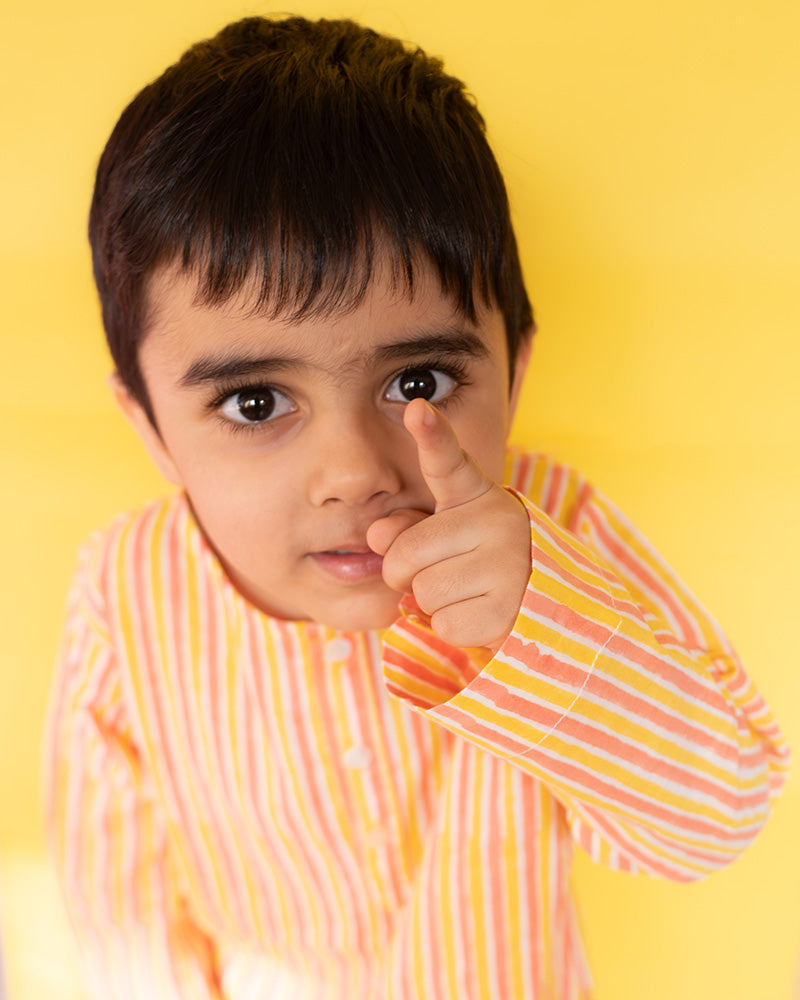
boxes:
[91,16,532,413]
[110,21,508,324]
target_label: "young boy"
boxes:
[45,15,788,1000]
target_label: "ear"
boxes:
[508,326,534,420]
[109,373,184,487]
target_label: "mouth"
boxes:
[309,548,384,583]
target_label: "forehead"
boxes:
[140,263,509,379]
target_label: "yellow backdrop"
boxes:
[2,2,798,998]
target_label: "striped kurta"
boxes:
[44,449,789,999]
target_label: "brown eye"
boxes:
[385,367,457,403]
[218,386,294,425]
[235,390,274,421]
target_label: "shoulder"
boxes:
[48,499,189,744]
[71,492,193,612]
[503,446,595,531]
[79,492,190,564]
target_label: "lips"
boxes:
[309,548,384,582]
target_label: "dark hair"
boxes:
[89,16,534,422]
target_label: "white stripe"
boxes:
[500,638,750,778]
[513,599,738,730]
[441,691,768,834]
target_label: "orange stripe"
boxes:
[43,449,788,998]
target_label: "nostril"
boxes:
[308,430,404,507]
[321,489,391,508]
[311,462,402,507]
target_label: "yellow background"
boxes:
[2,1,798,998]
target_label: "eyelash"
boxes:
[386,356,472,403]
[206,356,473,435]
[206,379,288,436]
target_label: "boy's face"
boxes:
[118,262,530,633]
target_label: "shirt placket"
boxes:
[322,633,409,913]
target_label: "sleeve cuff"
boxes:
[381,489,623,750]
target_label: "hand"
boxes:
[366,398,531,652]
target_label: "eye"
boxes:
[218,386,295,425]
[384,367,459,404]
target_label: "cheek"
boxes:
[181,451,295,543]
[456,397,511,481]
[478,436,510,484]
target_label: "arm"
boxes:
[375,404,789,880]
[44,550,224,998]
[560,483,788,874]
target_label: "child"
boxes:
[45,15,789,1000]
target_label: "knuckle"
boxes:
[410,569,439,616]
[431,605,480,649]
[381,552,409,592]
[411,562,466,615]
[429,608,461,646]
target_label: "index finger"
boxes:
[403,397,492,511]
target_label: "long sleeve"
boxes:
[382,471,790,882]
[43,546,224,999]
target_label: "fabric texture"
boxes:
[44,449,789,1000]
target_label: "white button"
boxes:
[325,637,353,662]
[342,745,372,769]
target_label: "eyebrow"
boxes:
[372,332,490,365]
[178,330,491,389]
[179,354,300,388]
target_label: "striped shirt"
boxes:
[44,449,789,999]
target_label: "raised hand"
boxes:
[366,397,531,652]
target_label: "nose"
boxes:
[307,412,405,508]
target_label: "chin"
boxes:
[315,595,403,634]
